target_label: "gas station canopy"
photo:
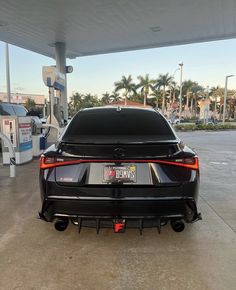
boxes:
[0,0,236,59]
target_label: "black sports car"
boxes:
[39,107,201,234]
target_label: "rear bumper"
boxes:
[39,196,201,224]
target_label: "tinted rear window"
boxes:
[0,104,27,116]
[13,105,27,116]
[63,108,175,142]
[0,104,15,115]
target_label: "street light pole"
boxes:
[223,75,234,124]
[5,43,11,103]
[179,63,183,116]
[169,68,180,102]
[173,68,180,77]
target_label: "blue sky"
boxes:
[0,38,236,99]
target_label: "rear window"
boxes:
[63,108,175,142]
[13,105,27,116]
[0,104,27,116]
[0,104,15,115]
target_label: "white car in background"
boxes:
[168,118,180,125]
[40,117,47,124]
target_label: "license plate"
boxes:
[103,165,136,183]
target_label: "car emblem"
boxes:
[113,147,125,159]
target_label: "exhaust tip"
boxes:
[54,219,69,232]
[171,220,185,232]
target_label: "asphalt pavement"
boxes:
[0,130,235,290]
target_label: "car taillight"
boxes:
[40,156,81,169]
[156,156,199,170]
[39,156,199,170]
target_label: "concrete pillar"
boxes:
[55,42,68,121]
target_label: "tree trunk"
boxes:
[214,98,217,118]
[144,87,148,106]
[185,92,189,111]
[190,95,193,114]
[184,92,189,117]
[194,94,197,117]
[143,93,147,107]
[124,93,127,106]
[172,88,176,103]
[156,97,159,109]
[162,86,165,112]
[219,104,222,120]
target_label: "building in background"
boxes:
[0,92,45,109]
[110,100,152,108]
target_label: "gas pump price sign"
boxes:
[18,117,32,152]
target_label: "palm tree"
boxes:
[182,80,195,113]
[210,86,224,118]
[129,91,143,104]
[69,92,83,115]
[83,93,100,108]
[101,92,111,105]
[69,92,100,114]
[109,90,122,103]
[182,80,202,117]
[191,84,204,116]
[25,98,36,111]
[168,81,177,103]
[114,75,136,105]
[150,89,162,109]
[136,74,155,106]
[155,73,174,112]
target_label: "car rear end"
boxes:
[39,107,201,233]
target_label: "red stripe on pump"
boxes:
[40,156,199,170]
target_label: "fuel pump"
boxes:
[42,66,66,143]
[0,116,33,164]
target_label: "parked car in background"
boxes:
[195,119,217,125]
[168,118,180,125]
[39,106,201,234]
[40,117,47,124]
[0,103,28,116]
[172,118,180,124]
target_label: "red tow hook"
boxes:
[113,219,126,233]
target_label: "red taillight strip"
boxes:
[40,156,81,169]
[158,158,199,170]
[40,156,199,170]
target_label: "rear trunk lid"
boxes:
[47,140,196,189]
[58,141,182,159]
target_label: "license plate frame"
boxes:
[103,165,137,183]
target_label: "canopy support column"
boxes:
[55,42,68,122]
